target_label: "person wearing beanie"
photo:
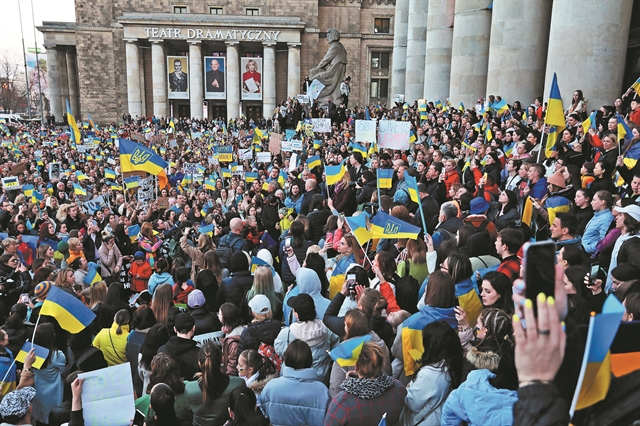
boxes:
[187,289,216,336]
[28,281,53,324]
[130,251,153,293]
[53,241,70,268]
[237,295,282,355]
[158,313,201,381]
[215,251,253,310]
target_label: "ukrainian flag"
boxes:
[570,295,625,415]
[199,223,214,236]
[368,142,378,157]
[250,256,271,274]
[352,143,368,158]
[377,168,393,189]
[409,131,417,144]
[623,142,640,169]
[73,183,86,196]
[83,266,102,286]
[403,171,420,203]
[66,99,81,144]
[314,140,322,150]
[76,171,89,180]
[545,73,566,157]
[485,126,493,143]
[582,110,597,133]
[345,215,372,246]
[616,114,633,141]
[504,141,516,158]
[492,99,509,115]
[110,183,123,191]
[459,102,465,112]
[326,162,346,186]
[545,196,571,225]
[370,211,420,240]
[0,352,16,397]
[16,342,49,369]
[631,76,640,93]
[521,197,534,227]
[401,306,457,375]
[119,138,169,188]
[418,99,428,120]
[253,127,264,144]
[545,126,560,158]
[435,100,443,110]
[105,168,117,180]
[128,224,141,242]
[221,168,231,178]
[245,172,258,183]
[455,279,483,328]
[306,155,321,170]
[124,176,140,189]
[22,184,34,197]
[26,219,33,231]
[329,335,373,367]
[205,179,215,190]
[40,286,96,334]
[88,113,95,129]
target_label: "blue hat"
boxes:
[134,251,145,260]
[470,197,490,215]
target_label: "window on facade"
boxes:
[370,79,389,99]
[371,52,390,70]
[173,5,188,13]
[374,18,390,33]
[245,8,260,15]
[209,7,223,14]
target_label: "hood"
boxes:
[153,272,173,283]
[465,346,501,373]
[257,248,274,266]
[281,365,318,382]
[247,373,277,393]
[296,267,321,297]
[290,319,327,346]
[164,336,198,356]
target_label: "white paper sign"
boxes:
[378,120,411,150]
[312,118,331,133]
[208,156,217,165]
[77,145,87,153]
[308,79,325,100]
[297,94,310,104]
[356,120,377,142]
[256,152,271,163]
[289,153,298,172]
[291,140,303,151]
[78,363,135,426]
[137,177,154,202]
[281,141,292,152]
[393,94,405,104]
[193,331,225,347]
[183,163,198,175]
[238,148,253,160]
[48,162,62,181]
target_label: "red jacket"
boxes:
[629,109,640,126]
[443,170,461,194]
[129,261,152,293]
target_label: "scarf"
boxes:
[339,374,395,400]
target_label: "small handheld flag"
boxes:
[16,342,49,369]
[329,334,372,367]
[377,169,393,189]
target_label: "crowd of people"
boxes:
[0,80,638,426]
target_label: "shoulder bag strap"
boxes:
[108,330,127,363]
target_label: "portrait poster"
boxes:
[204,57,226,100]
[167,56,189,99]
[241,57,263,101]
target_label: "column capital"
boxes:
[124,38,138,44]
[43,43,57,50]
[187,39,202,45]
[262,41,277,47]
[149,39,164,44]
[287,42,301,48]
[225,41,240,47]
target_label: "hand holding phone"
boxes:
[523,241,556,318]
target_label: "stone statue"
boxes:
[309,28,348,106]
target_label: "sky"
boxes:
[0,0,75,64]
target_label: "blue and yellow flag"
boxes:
[403,171,420,203]
[455,279,483,328]
[314,140,322,150]
[128,224,141,243]
[66,99,81,144]
[110,183,123,191]
[352,143,368,158]
[124,176,140,189]
[199,223,214,236]
[205,179,215,190]
[83,266,102,286]
[492,99,509,115]
[16,342,49,369]
[545,73,565,157]
[582,110,597,133]
[221,168,231,178]
[345,214,371,246]
[306,155,321,170]
[22,184,34,197]
[401,306,457,375]
[326,162,346,186]
[623,141,640,169]
[631,76,640,93]
[119,138,168,188]
[459,102,465,112]
[0,352,16,397]
[435,100,443,110]
[521,196,534,227]
[73,183,86,196]
[418,99,428,120]
[370,211,420,240]
[329,334,372,367]
[545,125,559,158]
[105,169,117,180]
[377,168,393,189]
[40,286,96,334]
[616,114,633,141]
[245,172,258,183]
[250,256,271,274]
[570,295,624,415]
[545,196,571,224]
[75,171,89,181]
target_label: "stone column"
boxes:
[423,0,455,101]
[45,44,62,123]
[65,49,80,117]
[58,49,69,116]
[150,40,168,117]
[125,39,142,118]
[486,0,552,105]
[391,0,409,98]
[188,40,203,119]
[405,0,429,101]
[287,43,301,99]
[226,42,240,119]
[263,42,277,118]
[544,0,634,110]
[449,0,492,108]
[139,49,146,117]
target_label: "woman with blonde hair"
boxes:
[139,222,162,268]
[244,266,283,322]
[56,203,71,224]
[89,281,111,330]
[54,267,77,293]
[397,238,429,287]
[151,284,180,331]
[328,170,357,217]
[66,237,85,265]
[328,234,362,297]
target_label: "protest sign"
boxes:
[83,196,107,214]
[356,120,377,142]
[138,177,154,202]
[78,363,135,426]
[183,163,198,175]
[297,94,310,104]
[378,120,410,150]
[49,163,61,181]
[291,140,303,151]
[208,156,217,165]
[238,149,253,160]
[157,197,170,209]
[76,145,87,153]
[10,163,27,176]
[217,153,233,162]
[107,158,116,165]
[131,133,146,143]
[269,137,281,154]
[1,177,20,190]
[281,140,292,152]
[305,123,314,137]
[256,152,271,163]
[194,331,225,347]
[393,94,405,104]
[312,118,331,133]
[289,153,298,172]
[285,129,296,141]
[308,79,325,100]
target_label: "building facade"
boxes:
[392,0,640,110]
[39,0,396,124]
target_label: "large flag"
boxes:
[403,171,420,203]
[16,342,49,369]
[119,138,169,188]
[570,295,625,415]
[370,211,420,240]
[329,334,372,367]
[83,265,102,286]
[545,73,566,158]
[66,99,81,144]
[39,285,96,333]
[545,126,560,159]
[326,162,346,186]
[345,214,371,246]
[630,76,640,94]
[622,142,640,169]
[401,307,457,376]
[377,168,393,189]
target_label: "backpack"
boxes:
[395,261,420,314]
[216,234,242,269]
[258,342,283,374]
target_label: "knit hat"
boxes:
[134,251,145,260]
[229,251,249,273]
[248,294,272,315]
[56,241,69,257]
[35,281,53,299]
[470,197,490,215]
[547,170,566,189]
[173,312,196,334]
[187,289,206,309]
[0,386,36,419]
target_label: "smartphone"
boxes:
[347,273,357,297]
[19,293,29,304]
[588,263,601,286]
[523,241,556,317]
[285,238,291,249]
[132,409,145,426]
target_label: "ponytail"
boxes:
[199,342,229,403]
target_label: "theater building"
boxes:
[38,0,396,124]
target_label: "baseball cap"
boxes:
[187,289,206,309]
[173,312,196,334]
[614,204,640,222]
[248,294,271,315]
[286,293,316,322]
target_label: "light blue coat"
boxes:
[148,271,175,295]
[260,365,330,426]
[582,209,614,254]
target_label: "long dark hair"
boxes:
[33,322,56,367]
[139,324,170,371]
[227,385,267,426]
[148,383,177,426]
[198,342,230,403]
[446,252,473,283]
[419,321,464,389]
[481,271,514,314]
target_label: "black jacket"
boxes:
[237,319,282,354]
[513,383,570,426]
[356,180,377,205]
[82,232,103,262]
[158,336,201,381]
[189,307,219,336]
[307,209,332,243]
[215,271,254,312]
[300,187,322,216]
[412,195,440,233]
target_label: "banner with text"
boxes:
[378,121,410,150]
